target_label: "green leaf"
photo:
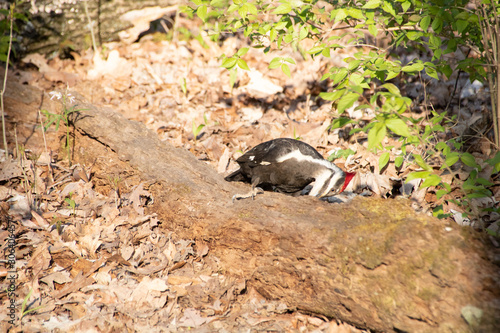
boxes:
[445,39,457,54]
[334,9,347,23]
[436,189,448,199]
[382,1,396,17]
[466,191,491,199]
[337,92,359,113]
[330,117,354,129]
[406,170,431,182]
[429,35,442,49]
[425,66,439,80]
[347,59,362,71]
[192,121,205,137]
[420,16,431,32]
[386,118,410,137]
[379,152,390,170]
[275,21,288,30]
[407,31,422,41]
[238,3,248,19]
[332,68,348,85]
[368,24,378,37]
[221,57,238,69]
[347,8,365,20]
[442,152,460,169]
[386,70,399,81]
[454,11,470,20]
[328,148,356,161]
[299,26,308,40]
[456,20,469,34]
[476,177,493,186]
[237,58,250,70]
[421,174,441,188]
[281,63,291,77]
[247,3,258,15]
[320,90,344,102]
[443,182,451,192]
[401,1,411,13]
[486,152,500,172]
[273,4,292,15]
[461,152,479,168]
[236,47,249,57]
[322,47,331,58]
[284,33,294,43]
[367,122,387,151]
[395,156,404,168]
[196,5,208,22]
[402,62,424,72]
[269,28,277,42]
[412,154,432,171]
[269,57,282,69]
[363,0,381,9]
[283,57,296,64]
[307,45,324,54]
[382,83,400,95]
[431,17,443,33]
[432,204,445,218]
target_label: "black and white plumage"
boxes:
[225,138,354,201]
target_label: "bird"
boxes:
[224,138,355,201]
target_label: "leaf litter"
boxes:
[2,4,499,332]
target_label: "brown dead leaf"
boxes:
[52,271,95,299]
[62,303,87,319]
[31,210,50,229]
[28,242,51,272]
[53,257,106,299]
[217,146,231,174]
[129,182,148,215]
[178,308,210,328]
[167,275,197,285]
[40,270,73,290]
[0,159,23,181]
[71,258,95,277]
[196,241,210,258]
[107,253,132,266]
[168,260,186,272]
[79,234,102,257]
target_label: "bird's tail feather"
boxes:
[224,169,247,182]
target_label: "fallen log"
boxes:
[7,80,499,332]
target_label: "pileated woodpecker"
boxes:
[225,138,355,201]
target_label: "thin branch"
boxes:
[0,5,14,160]
[83,0,98,53]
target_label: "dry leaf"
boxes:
[178,308,209,327]
[28,242,51,272]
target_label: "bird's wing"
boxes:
[237,138,325,167]
[236,139,289,166]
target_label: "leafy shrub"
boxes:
[184,0,500,224]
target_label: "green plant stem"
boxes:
[0,5,14,160]
[66,118,71,165]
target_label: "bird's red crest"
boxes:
[339,172,355,193]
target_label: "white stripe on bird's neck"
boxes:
[275,149,342,172]
[274,149,344,197]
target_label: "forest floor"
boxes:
[1,8,499,333]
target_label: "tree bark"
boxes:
[6,80,500,332]
[16,0,178,56]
